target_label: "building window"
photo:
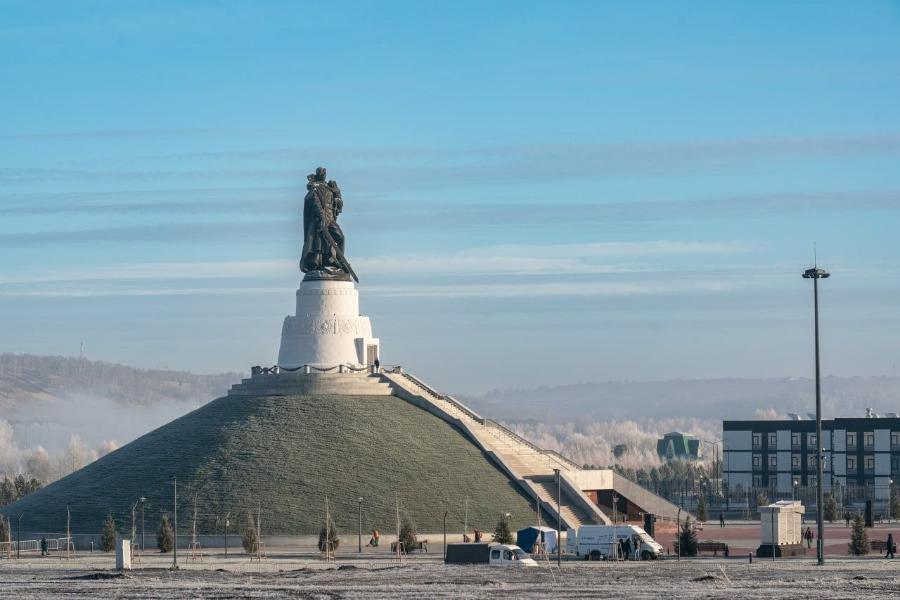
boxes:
[768,433,777,448]
[752,454,761,470]
[791,432,801,448]
[808,432,817,448]
[847,432,857,450]
[892,433,900,449]
[768,455,777,469]
[865,456,875,473]
[808,454,817,468]
[892,456,900,474]
[864,432,875,450]
[847,456,857,474]
[791,455,801,470]
[753,475,762,488]
[808,475,817,487]
[752,433,761,449]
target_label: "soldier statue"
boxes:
[300,167,357,281]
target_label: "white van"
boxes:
[567,525,664,560]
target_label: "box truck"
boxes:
[445,543,538,566]
[567,525,663,560]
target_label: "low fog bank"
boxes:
[502,418,721,470]
[0,393,202,483]
[464,376,900,421]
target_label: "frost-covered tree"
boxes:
[157,514,174,553]
[848,514,869,555]
[318,514,340,552]
[492,514,514,545]
[242,513,259,554]
[696,493,708,523]
[678,517,698,556]
[824,494,839,523]
[397,514,417,551]
[890,487,900,521]
[100,514,117,552]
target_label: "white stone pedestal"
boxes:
[277,279,380,368]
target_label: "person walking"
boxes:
[804,527,813,549]
[887,533,895,559]
[374,357,380,372]
[845,511,851,527]
[719,512,725,528]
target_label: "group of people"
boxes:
[462,528,483,543]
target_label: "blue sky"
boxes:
[2,1,899,394]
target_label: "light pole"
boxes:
[140,497,146,552]
[554,468,562,567]
[803,264,829,566]
[224,512,230,558]
[172,475,178,569]
[701,439,722,500]
[612,493,619,524]
[358,497,363,553]
[16,513,23,559]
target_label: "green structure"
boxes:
[656,432,702,461]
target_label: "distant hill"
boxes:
[460,376,900,422]
[0,353,242,412]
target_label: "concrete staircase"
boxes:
[228,371,393,397]
[526,475,598,529]
[383,371,610,529]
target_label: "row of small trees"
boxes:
[96,511,517,554]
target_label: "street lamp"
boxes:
[701,439,722,499]
[358,497,363,553]
[553,468,562,567]
[139,497,146,552]
[803,264,829,566]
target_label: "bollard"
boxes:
[748,552,752,564]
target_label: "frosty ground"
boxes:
[3,554,900,599]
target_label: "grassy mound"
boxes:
[2,393,539,535]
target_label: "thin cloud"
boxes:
[0,241,745,287]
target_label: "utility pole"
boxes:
[257,501,262,562]
[66,506,72,558]
[395,496,402,562]
[140,498,146,553]
[131,500,138,559]
[464,496,469,540]
[554,468,562,567]
[443,510,448,560]
[16,513,23,559]
[172,476,178,569]
[224,512,230,558]
[803,263,830,566]
[358,497,363,553]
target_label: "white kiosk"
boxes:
[757,500,806,557]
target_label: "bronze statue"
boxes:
[300,167,357,282]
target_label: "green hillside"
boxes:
[1,393,540,535]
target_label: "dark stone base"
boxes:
[302,268,352,282]
[756,543,807,558]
